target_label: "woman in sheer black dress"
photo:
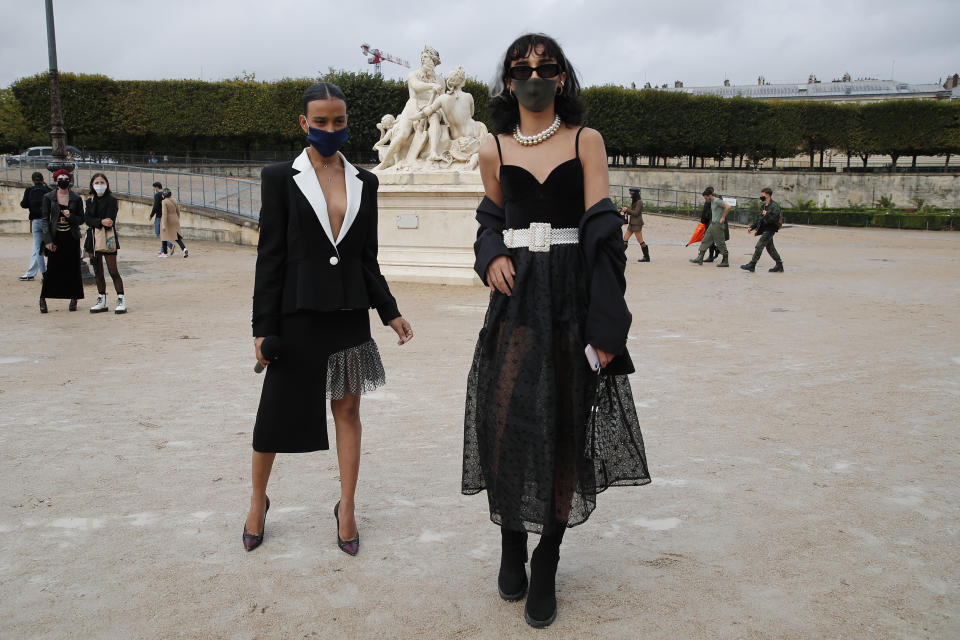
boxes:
[463,34,650,628]
[39,169,84,313]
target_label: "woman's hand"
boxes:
[101,218,113,228]
[597,348,615,369]
[254,337,269,368]
[388,317,413,345]
[486,255,515,296]
[45,243,56,253]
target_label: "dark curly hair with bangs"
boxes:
[489,33,585,134]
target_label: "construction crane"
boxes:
[360,43,410,75]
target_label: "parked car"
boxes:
[7,145,87,166]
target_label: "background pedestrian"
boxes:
[18,171,51,281]
[39,169,84,313]
[85,173,126,313]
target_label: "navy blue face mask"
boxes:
[307,126,349,157]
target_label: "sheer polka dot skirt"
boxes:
[326,339,386,399]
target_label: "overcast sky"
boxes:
[2,0,958,91]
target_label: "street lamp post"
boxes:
[45,0,74,175]
[45,0,91,280]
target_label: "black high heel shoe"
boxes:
[242,496,270,552]
[334,501,359,556]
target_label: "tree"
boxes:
[795,101,848,167]
[582,85,642,162]
[723,97,765,168]
[760,101,802,167]
[0,88,37,152]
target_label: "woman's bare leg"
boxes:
[245,451,275,534]
[332,394,362,540]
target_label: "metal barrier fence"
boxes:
[610,184,759,225]
[1,161,260,221]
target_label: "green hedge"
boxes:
[782,209,959,229]
[870,213,958,230]
[6,71,454,159]
[5,71,960,164]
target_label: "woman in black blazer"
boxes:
[245,82,413,555]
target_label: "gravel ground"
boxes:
[0,216,957,639]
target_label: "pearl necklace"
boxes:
[513,115,561,146]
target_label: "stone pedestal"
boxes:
[374,170,484,286]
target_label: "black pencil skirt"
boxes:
[252,309,386,453]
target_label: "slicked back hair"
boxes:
[302,82,347,115]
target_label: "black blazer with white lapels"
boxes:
[252,149,400,337]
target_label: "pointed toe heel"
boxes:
[334,501,360,556]
[242,496,270,552]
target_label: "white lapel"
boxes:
[338,152,363,245]
[291,148,364,248]
[291,149,335,247]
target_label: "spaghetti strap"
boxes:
[575,126,585,159]
[493,134,504,164]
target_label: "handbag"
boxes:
[94,226,117,253]
[585,373,626,460]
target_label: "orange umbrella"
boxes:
[685,222,705,247]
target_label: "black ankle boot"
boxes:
[524,528,564,628]
[638,243,650,262]
[769,262,784,272]
[498,529,528,601]
[704,247,716,262]
[740,262,756,272]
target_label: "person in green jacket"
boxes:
[741,187,784,272]
[690,186,730,267]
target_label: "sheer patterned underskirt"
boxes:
[462,245,650,534]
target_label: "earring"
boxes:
[556,83,564,95]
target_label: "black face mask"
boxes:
[512,77,559,112]
[57,179,70,189]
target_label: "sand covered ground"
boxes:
[0,216,957,639]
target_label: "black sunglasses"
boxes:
[508,63,561,81]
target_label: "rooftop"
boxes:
[662,79,952,100]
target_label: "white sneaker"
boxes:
[90,294,108,313]
[182,248,189,259]
[114,294,127,314]
[157,252,168,258]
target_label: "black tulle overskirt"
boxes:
[462,245,650,533]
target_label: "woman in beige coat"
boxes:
[620,187,649,262]
[159,188,189,258]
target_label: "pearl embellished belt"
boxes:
[503,222,579,252]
